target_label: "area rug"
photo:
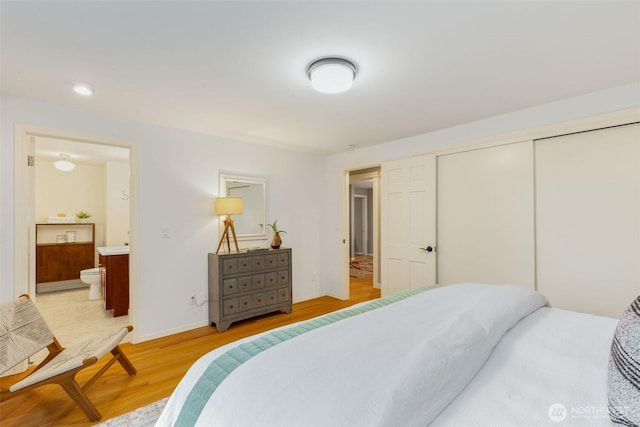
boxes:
[350,255,373,278]
[94,397,168,427]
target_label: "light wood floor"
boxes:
[1,276,379,427]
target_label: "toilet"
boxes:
[80,267,101,300]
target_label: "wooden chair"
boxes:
[0,294,136,421]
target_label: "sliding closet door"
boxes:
[437,141,535,288]
[536,124,640,318]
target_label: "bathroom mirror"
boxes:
[219,174,268,241]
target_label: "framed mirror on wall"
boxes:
[219,174,268,241]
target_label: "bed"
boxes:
[156,283,631,427]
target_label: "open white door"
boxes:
[381,155,436,296]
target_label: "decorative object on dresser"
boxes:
[208,248,292,332]
[75,210,92,222]
[35,223,95,292]
[214,197,243,254]
[267,220,286,249]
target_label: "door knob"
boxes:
[420,246,435,252]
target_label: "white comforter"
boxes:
[431,306,617,427]
[157,284,548,426]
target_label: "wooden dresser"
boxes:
[35,223,95,285]
[208,248,292,332]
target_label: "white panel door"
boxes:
[536,124,640,318]
[437,141,535,288]
[381,155,436,296]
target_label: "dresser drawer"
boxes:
[265,254,277,269]
[278,287,290,303]
[238,295,253,312]
[224,276,253,294]
[252,273,265,289]
[266,290,278,305]
[252,292,266,308]
[238,276,252,293]
[252,256,265,270]
[221,258,238,275]
[223,278,240,295]
[277,270,289,286]
[277,252,289,268]
[265,271,278,287]
[238,257,253,273]
[223,298,239,315]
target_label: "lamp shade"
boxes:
[215,197,243,215]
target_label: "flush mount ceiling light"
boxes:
[54,154,75,172]
[307,57,357,94]
[73,83,94,96]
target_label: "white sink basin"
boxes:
[97,246,130,256]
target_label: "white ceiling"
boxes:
[2,1,639,155]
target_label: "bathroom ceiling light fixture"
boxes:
[54,154,75,172]
[73,83,94,96]
[307,57,357,94]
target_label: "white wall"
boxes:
[1,94,324,342]
[35,160,106,248]
[105,161,130,246]
[320,82,640,299]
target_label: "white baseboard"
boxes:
[293,292,326,304]
[135,320,209,344]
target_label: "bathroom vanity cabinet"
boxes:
[99,253,129,317]
[35,223,95,284]
[208,248,292,332]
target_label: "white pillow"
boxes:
[608,296,640,426]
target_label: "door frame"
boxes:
[13,124,141,342]
[351,193,368,258]
[342,166,381,298]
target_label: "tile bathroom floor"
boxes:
[35,288,132,350]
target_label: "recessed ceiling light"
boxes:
[307,57,357,94]
[73,83,94,96]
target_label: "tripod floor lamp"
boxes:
[215,197,243,254]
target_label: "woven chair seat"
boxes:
[10,326,130,392]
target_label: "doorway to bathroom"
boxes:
[34,137,131,340]
[13,125,137,343]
